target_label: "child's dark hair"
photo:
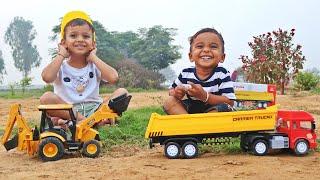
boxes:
[63,18,95,39]
[189,27,225,53]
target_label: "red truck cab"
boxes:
[277,110,317,154]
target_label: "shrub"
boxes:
[115,59,165,89]
[42,84,53,92]
[294,71,320,91]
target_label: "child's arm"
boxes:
[42,44,69,83]
[87,48,118,84]
[188,83,234,106]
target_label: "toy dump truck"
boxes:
[233,82,276,109]
[145,105,317,159]
[1,94,131,161]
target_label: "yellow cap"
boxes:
[60,10,95,40]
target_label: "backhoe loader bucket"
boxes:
[108,94,132,116]
[3,134,18,151]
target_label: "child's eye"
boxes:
[211,44,218,49]
[195,45,203,49]
[69,34,76,38]
[83,34,91,39]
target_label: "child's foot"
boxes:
[51,117,69,130]
[96,119,117,127]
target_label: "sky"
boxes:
[0,0,319,85]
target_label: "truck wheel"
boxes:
[82,140,101,158]
[164,142,181,159]
[182,141,198,159]
[252,139,268,156]
[38,137,64,161]
[294,139,309,156]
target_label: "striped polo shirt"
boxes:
[171,65,236,101]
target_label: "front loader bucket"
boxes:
[108,94,132,116]
[3,134,18,151]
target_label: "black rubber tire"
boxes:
[294,139,309,156]
[251,139,268,156]
[82,140,101,158]
[38,137,65,161]
[181,141,198,159]
[164,142,181,159]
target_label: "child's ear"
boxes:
[60,39,66,46]
[189,52,194,62]
[219,54,226,63]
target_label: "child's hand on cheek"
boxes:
[86,48,97,63]
[187,82,207,102]
[58,43,70,58]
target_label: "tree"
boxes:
[0,50,6,84]
[133,25,181,71]
[4,17,42,78]
[240,28,305,94]
[20,77,32,94]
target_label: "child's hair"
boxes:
[63,18,95,39]
[189,27,225,53]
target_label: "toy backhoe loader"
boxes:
[1,94,131,161]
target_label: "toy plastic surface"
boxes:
[1,95,131,161]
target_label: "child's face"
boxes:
[61,24,95,56]
[189,32,225,70]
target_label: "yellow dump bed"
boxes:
[145,105,278,138]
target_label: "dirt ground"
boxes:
[0,91,320,179]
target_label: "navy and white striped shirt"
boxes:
[171,65,236,101]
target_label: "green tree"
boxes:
[114,31,140,59]
[0,50,6,84]
[133,25,181,71]
[20,76,32,94]
[240,28,305,94]
[4,17,42,78]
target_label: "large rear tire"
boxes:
[181,141,198,159]
[38,137,64,161]
[164,142,181,159]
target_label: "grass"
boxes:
[98,106,165,150]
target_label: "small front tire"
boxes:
[82,140,101,158]
[164,142,181,159]
[252,139,268,156]
[294,139,309,156]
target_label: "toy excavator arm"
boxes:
[1,104,32,151]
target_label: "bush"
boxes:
[294,71,319,91]
[115,59,165,89]
[42,84,53,92]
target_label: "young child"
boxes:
[163,28,236,114]
[40,10,128,126]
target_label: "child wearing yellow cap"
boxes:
[40,11,128,126]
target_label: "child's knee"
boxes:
[116,88,128,95]
[40,91,58,104]
[163,96,181,111]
